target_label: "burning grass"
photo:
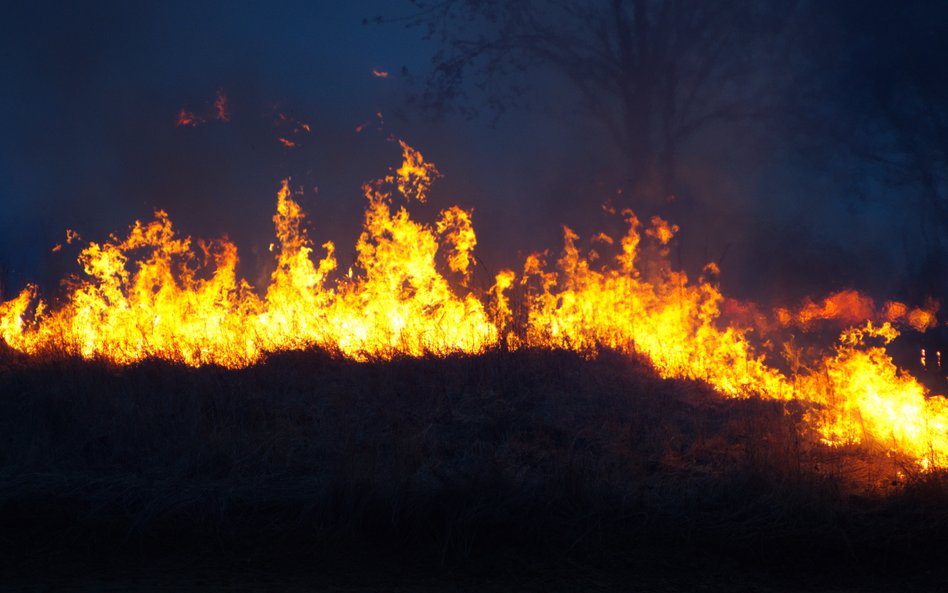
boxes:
[2,140,946,473]
[1,346,947,589]
[1,139,947,588]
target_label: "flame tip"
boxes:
[2,142,946,471]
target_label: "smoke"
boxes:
[0,0,944,312]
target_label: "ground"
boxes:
[1,347,946,591]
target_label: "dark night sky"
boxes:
[0,1,944,303]
[0,1,616,289]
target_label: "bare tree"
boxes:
[790,0,948,298]
[392,0,797,204]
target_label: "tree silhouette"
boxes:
[398,0,797,205]
[791,0,948,298]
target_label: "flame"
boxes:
[214,89,230,122]
[513,214,792,400]
[794,290,878,328]
[275,112,311,134]
[175,109,203,127]
[1,141,946,469]
[355,112,385,134]
[371,68,390,78]
[1,142,493,366]
[436,206,477,285]
[392,140,439,202]
[274,113,312,147]
[644,215,678,245]
[907,304,939,332]
[177,90,231,127]
[766,290,940,340]
[798,322,948,466]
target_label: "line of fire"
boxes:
[1,140,945,472]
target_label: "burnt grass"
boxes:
[1,346,947,590]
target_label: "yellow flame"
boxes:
[515,216,792,400]
[799,323,948,466]
[392,140,439,203]
[1,141,946,469]
[436,206,477,285]
[0,142,493,365]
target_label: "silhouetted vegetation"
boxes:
[390,0,948,301]
[2,347,947,590]
[395,0,797,205]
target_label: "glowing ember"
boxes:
[355,112,385,134]
[175,109,203,127]
[176,90,231,127]
[273,113,312,147]
[0,142,945,469]
[214,89,230,122]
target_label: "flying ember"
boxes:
[0,141,945,468]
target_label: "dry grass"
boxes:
[0,346,946,589]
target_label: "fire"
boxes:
[175,109,203,127]
[176,90,231,127]
[0,142,494,366]
[907,305,939,332]
[274,113,312,147]
[356,112,385,134]
[793,290,877,328]
[257,166,495,358]
[214,89,230,122]
[1,141,946,469]
[509,214,791,401]
[799,322,948,466]
[770,289,938,332]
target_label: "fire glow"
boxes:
[1,142,946,469]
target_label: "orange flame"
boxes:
[274,113,312,146]
[175,109,203,127]
[798,322,948,467]
[177,90,231,127]
[1,142,492,366]
[1,142,945,469]
[768,290,940,336]
[214,89,230,122]
[794,290,877,328]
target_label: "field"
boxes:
[1,346,947,591]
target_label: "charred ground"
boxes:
[1,347,947,591]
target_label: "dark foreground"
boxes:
[1,348,946,591]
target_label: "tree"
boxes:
[790,0,948,298]
[395,0,797,205]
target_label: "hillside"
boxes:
[1,347,947,591]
